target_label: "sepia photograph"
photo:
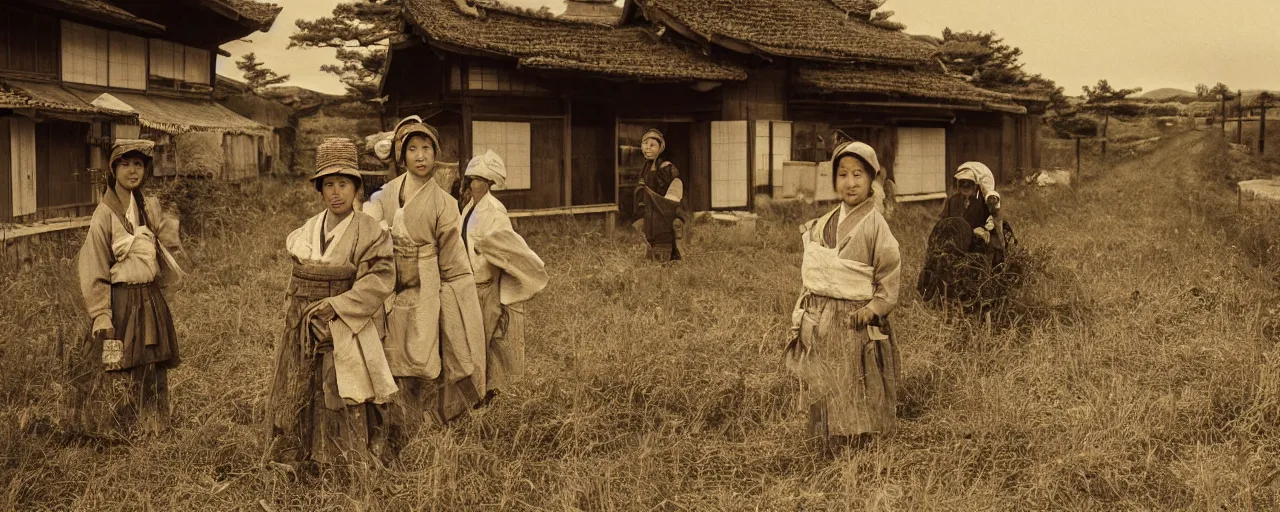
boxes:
[0,0,1278,509]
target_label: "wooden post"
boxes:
[1101,113,1109,160]
[604,210,616,238]
[1220,96,1227,135]
[563,97,572,207]
[1236,90,1244,145]
[1261,102,1268,155]
[1075,137,1081,186]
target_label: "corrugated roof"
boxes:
[634,0,937,64]
[401,0,747,82]
[15,0,164,32]
[795,65,1026,112]
[0,80,134,117]
[67,89,270,135]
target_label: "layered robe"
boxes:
[72,188,184,437]
[266,209,397,466]
[365,173,486,435]
[784,199,903,444]
[460,193,548,394]
[638,159,684,262]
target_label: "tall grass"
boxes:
[2,129,1279,510]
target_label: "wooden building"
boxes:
[382,0,1048,220]
[0,0,279,225]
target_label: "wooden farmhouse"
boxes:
[0,0,280,226]
[381,0,1049,222]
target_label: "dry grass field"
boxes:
[2,128,1279,510]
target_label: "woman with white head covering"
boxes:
[364,116,486,449]
[941,161,1001,251]
[636,128,684,262]
[784,140,903,457]
[265,137,397,468]
[459,150,549,406]
[72,139,185,438]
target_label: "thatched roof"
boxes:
[68,89,270,135]
[401,0,747,81]
[795,65,1026,112]
[0,80,134,118]
[631,0,937,65]
[14,0,164,32]
[200,0,282,32]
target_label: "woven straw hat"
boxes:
[311,137,362,186]
[109,139,155,169]
[393,115,441,163]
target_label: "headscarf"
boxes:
[465,149,507,189]
[393,115,441,164]
[954,161,999,201]
[830,140,887,214]
[107,139,155,190]
[641,128,666,154]
[311,137,363,191]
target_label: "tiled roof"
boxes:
[634,0,937,64]
[402,0,747,81]
[795,65,1025,112]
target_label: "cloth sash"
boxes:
[798,208,888,341]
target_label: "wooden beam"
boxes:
[791,99,987,112]
[563,97,573,207]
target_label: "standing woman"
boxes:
[459,150,548,406]
[363,117,486,442]
[783,141,902,457]
[265,137,398,467]
[636,129,684,262]
[73,139,184,438]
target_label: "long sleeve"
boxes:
[865,218,902,318]
[434,199,474,283]
[473,215,548,305]
[78,211,114,333]
[329,218,395,332]
[146,197,182,254]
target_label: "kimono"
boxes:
[265,210,398,466]
[460,193,548,394]
[72,188,184,437]
[264,209,394,465]
[364,172,486,438]
[639,159,684,262]
[784,199,903,447]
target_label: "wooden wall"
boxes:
[948,114,1004,187]
[35,120,92,209]
[222,133,258,181]
[0,118,10,222]
[686,121,711,212]
[0,4,60,77]
[570,100,615,206]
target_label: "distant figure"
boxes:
[460,150,549,407]
[265,137,397,469]
[364,116,486,451]
[784,141,902,457]
[939,161,1002,253]
[71,139,185,440]
[636,129,684,262]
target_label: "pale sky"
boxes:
[216,0,1280,96]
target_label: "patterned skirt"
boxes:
[67,282,179,438]
[785,294,901,441]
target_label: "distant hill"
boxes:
[1142,88,1196,100]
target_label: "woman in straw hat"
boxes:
[363,116,486,446]
[264,137,398,468]
[459,150,548,407]
[72,139,185,438]
[636,129,685,262]
[783,141,902,457]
